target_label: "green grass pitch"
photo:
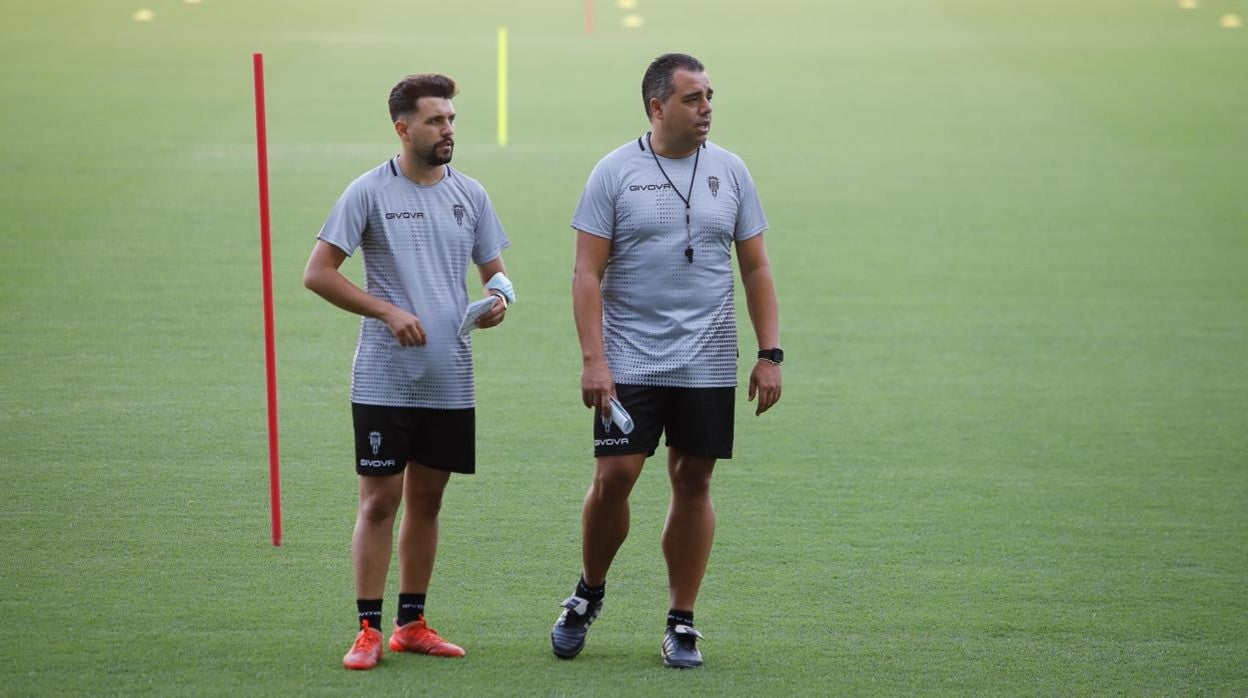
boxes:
[1,0,1245,694]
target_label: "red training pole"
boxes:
[585,0,594,35]
[252,52,283,547]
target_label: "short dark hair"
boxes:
[388,74,458,122]
[641,53,705,119]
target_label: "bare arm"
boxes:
[737,233,782,415]
[572,230,614,414]
[302,239,427,346]
[473,255,509,329]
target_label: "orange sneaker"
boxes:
[342,620,383,670]
[389,617,466,658]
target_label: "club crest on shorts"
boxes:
[369,431,382,456]
[452,203,465,226]
[706,175,720,198]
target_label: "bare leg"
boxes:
[662,449,716,611]
[397,462,452,595]
[581,454,646,586]
[353,472,405,599]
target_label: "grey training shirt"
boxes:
[319,158,510,408]
[571,136,768,388]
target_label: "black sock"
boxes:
[667,609,694,628]
[397,593,426,626]
[576,576,605,602]
[357,599,383,632]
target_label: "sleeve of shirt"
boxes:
[732,159,769,242]
[472,187,511,264]
[316,177,371,256]
[570,157,616,240]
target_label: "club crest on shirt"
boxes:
[452,203,465,226]
[707,176,720,198]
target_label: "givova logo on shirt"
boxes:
[385,210,425,219]
[628,183,673,192]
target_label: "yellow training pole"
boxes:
[497,27,509,147]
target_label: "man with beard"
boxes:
[304,73,512,670]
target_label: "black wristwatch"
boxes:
[757,347,784,365]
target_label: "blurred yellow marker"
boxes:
[622,14,644,29]
[617,0,638,9]
[133,9,154,21]
[497,27,508,147]
[184,0,202,4]
[1220,13,1242,28]
[1177,0,1197,9]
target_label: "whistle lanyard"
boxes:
[646,132,700,263]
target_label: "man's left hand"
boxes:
[476,295,507,329]
[748,361,782,416]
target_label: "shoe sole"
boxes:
[663,659,702,669]
[552,639,584,659]
[390,645,465,658]
[389,635,465,658]
[343,657,381,670]
[662,648,702,668]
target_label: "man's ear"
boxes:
[394,117,409,144]
[648,97,664,121]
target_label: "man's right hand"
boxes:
[581,359,615,415]
[381,306,427,347]
[305,241,428,347]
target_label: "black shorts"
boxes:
[593,384,735,460]
[352,402,475,476]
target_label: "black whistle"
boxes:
[685,247,694,263]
